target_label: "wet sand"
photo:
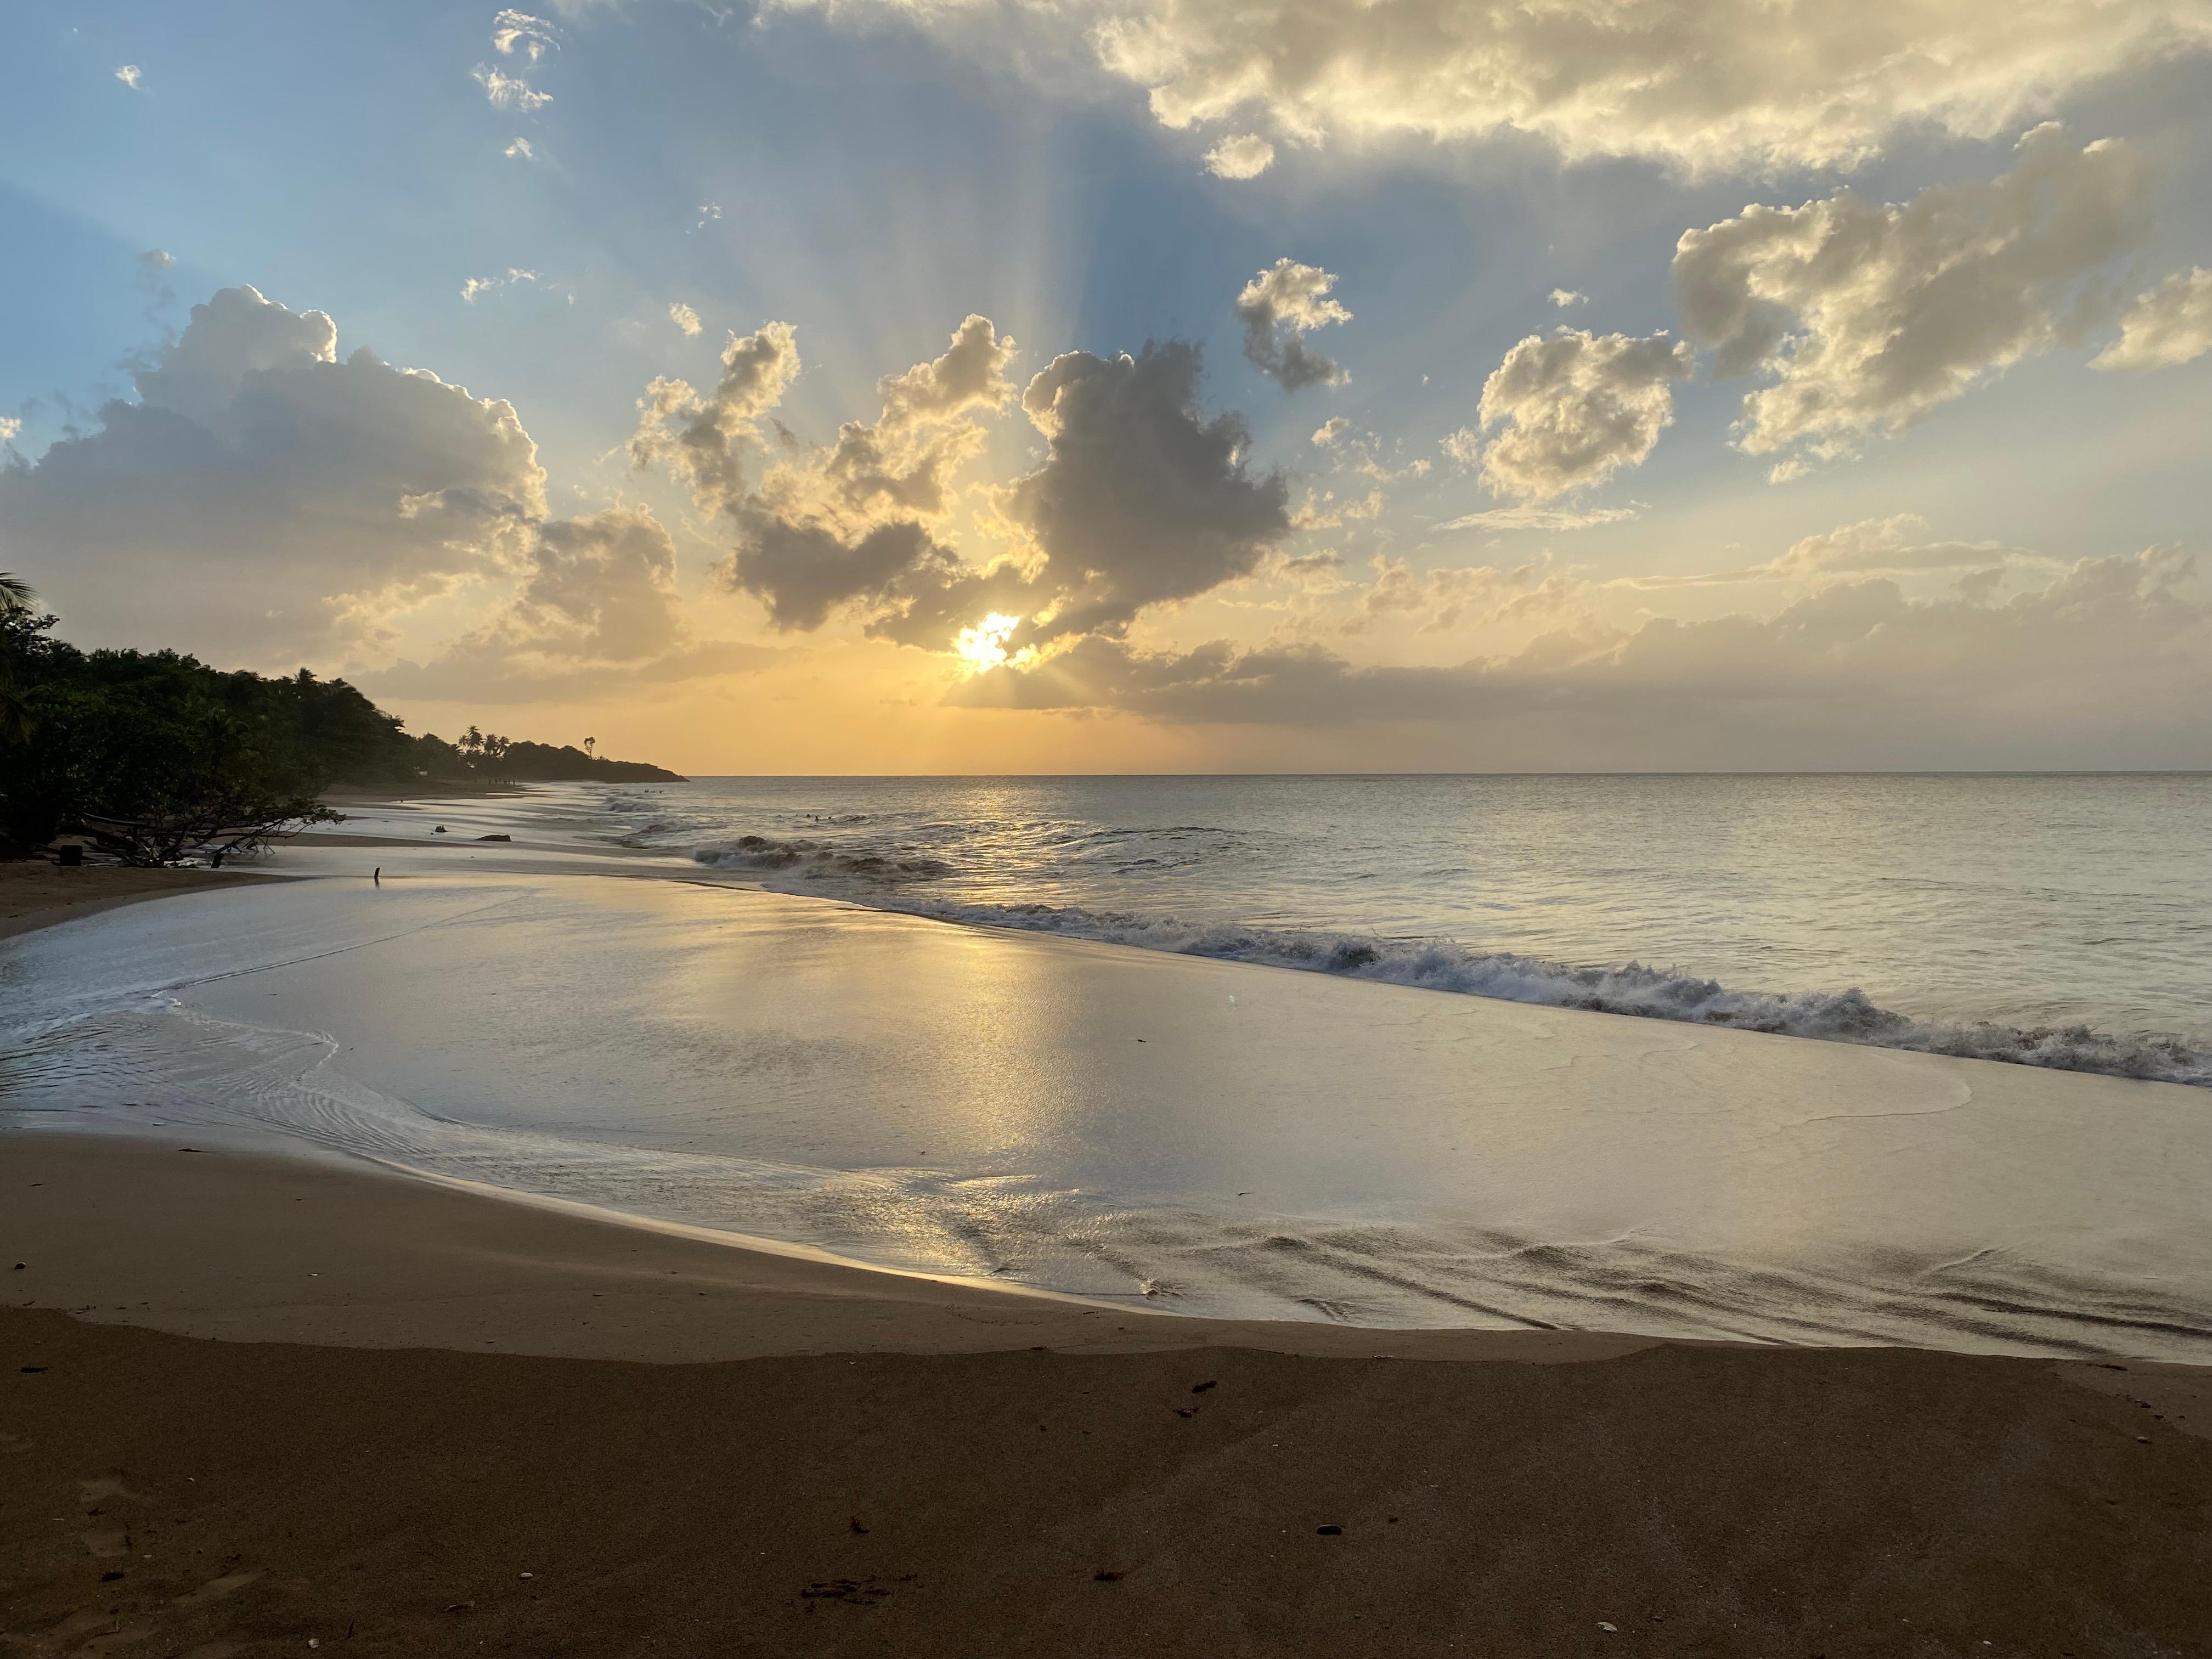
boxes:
[10,861,2212,1654]
[5,1133,2212,1657]
[0,860,280,942]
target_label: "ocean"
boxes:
[11,772,2212,1357]
[597,772,2212,1085]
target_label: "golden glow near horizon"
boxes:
[954,613,1025,673]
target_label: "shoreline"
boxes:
[12,824,2212,1358]
[7,1131,2211,1656]
[11,826,2212,1650]
[0,1132,1660,1364]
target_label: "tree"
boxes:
[0,573,37,749]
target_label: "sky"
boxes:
[3,0,2210,774]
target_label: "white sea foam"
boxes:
[686,827,2212,1087]
[882,902,2212,1087]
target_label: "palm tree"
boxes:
[0,572,32,616]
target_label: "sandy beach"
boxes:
[7,1133,2212,1657]
[8,843,2212,1654]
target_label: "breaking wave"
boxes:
[886,902,2212,1086]
[682,824,2212,1086]
[693,834,952,883]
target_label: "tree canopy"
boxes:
[0,596,682,861]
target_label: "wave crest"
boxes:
[885,900,2212,1087]
[693,835,950,883]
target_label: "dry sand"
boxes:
[5,1135,2212,1658]
[9,876,2212,1656]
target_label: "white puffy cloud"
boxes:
[0,285,546,663]
[0,419,21,447]
[1234,258,1351,391]
[473,64,552,110]
[1203,133,1275,179]
[1549,289,1587,308]
[2092,267,2212,371]
[460,268,543,303]
[1311,416,1351,447]
[635,315,1024,636]
[776,0,2212,174]
[637,326,1290,653]
[669,302,703,337]
[505,137,537,160]
[1459,328,1691,503]
[1105,0,2211,173]
[1675,126,2155,465]
[492,9,559,61]
[115,65,142,89]
[948,548,2212,768]
[628,320,804,517]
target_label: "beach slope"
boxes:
[7,1135,2212,1657]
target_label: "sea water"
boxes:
[602,773,2212,1082]
[9,772,2212,1357]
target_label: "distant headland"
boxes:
[1,578,683,864]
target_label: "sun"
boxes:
[953,612,1023,673]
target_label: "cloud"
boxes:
[0,419,20,447]
[1549,289,1586,308]
[1457,328,1691,504]
[1096,0,2212,174]
[0,285,546,663]
[636,315,1024,638]
[1622,514,2032,588]
[1203,133,1275,179]
[134,250,177,312]
[369,503,778,701]
[669,302,703,337]
[473,64,552,110]
[505,137,537,159]
[1350,555,1567,632]
[491,9,560,61]
[975,341,1292,642]
[1675,125,2155,465]
[460,268,544,302]
[1311,416,1352,447]
[775,0,2212,174]
[115,65,142,89]
[2092,267,2212,371]
[1234,259,1351,391]
[1436,504,1637,532]
[639,327,1289,654]
[947,548,2212,768]
[628,320,804,517]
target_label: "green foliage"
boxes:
[0,612,381,859]
[0,602,681,859]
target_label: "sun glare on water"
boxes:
[954,613,1023,673]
